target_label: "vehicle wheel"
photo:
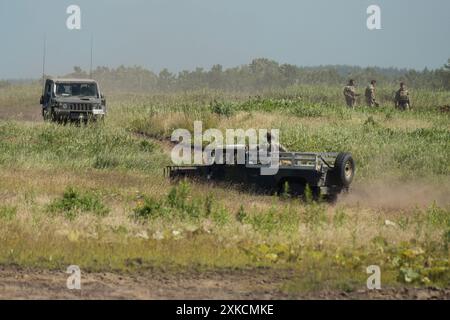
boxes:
[42,108,51,121]
[333,153,355,188]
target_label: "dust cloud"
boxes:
[340,179,450,210]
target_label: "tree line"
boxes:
[61,58,450,93]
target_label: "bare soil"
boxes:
[1,267,448,300]
[0,105,42,122]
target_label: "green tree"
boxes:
[157,68,175,91]
[444,59,450,71]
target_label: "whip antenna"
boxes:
[90,34,94,79]
[42,34,46,93]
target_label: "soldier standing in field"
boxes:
[343,79,359,108]
[395,82,411,110]
[365,80,379,107]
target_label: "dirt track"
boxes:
[0,105,42,122]
[1,267,449,300]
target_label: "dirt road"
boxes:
[1,267,448,300]
[0,105,42,122]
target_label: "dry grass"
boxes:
[0,84,448,291]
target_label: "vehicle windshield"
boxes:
[55,83,98,98]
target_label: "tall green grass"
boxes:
[0,121,167,173]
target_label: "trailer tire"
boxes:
[333,153,355,188]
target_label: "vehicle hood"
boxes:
[54,97,101,104]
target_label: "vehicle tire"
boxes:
[333,152,355,188]
[43,108,55,122]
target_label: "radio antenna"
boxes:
[42,34,47,94]
[90,34,94,79]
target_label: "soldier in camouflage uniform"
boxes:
[365,80,379,107]
[343,79,359,108]
[395,82,411,111]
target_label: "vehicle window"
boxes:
[46,83,52,95]
[55,83,98,97]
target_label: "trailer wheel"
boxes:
[333,153,355,188]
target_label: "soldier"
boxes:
[343,79,360,108]
[395,82,411,110]
[365,80,379,107]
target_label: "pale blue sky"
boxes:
[1,0,449,79]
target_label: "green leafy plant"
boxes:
[133,196,163,220]
[0,205,17,221]
[210,100,235,117]
[236,205,247,223]
[48,187,109,219]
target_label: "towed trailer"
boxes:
[165,146,355,201]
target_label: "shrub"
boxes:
[426,202,450,227]
[210,100,235,117]
[48,187,109,219]
[134,181,219,221]
[212,207,230,226]
[166,180,191,210]
[133,196,163,220]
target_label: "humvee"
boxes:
[165,146,355,201]
[40,78,106,123]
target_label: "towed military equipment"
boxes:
[40,78,106,123]
[165,145,355,201]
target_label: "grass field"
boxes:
[0,84,449,296]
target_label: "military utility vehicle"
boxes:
[40,78,106,123]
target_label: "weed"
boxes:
[210,100,235,117]
[212,207,230,226]
[0,206,17,221]
[204,193,214,217]
[426,202,450,227]
[236,205,247,223]
[139,139,156,152]
[48,187,109,219]
[167,180,191,210]
[133,196,163,220]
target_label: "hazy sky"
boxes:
[1,0,449,79]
